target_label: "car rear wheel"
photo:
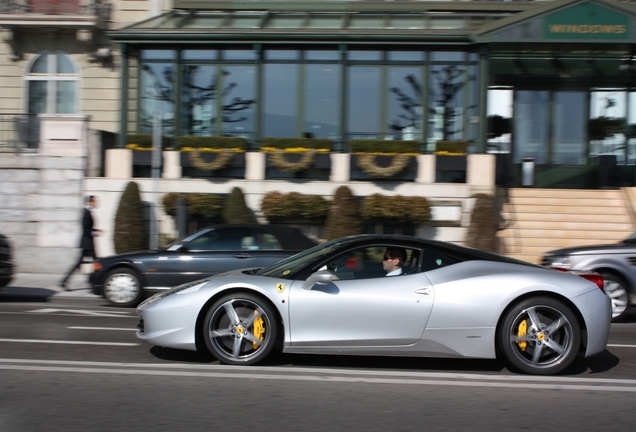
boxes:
[203,293,278,365]
[498,297,581,375]
[600,273,629,322]
[103,268,143,307]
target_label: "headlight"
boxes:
[546,255,572,269]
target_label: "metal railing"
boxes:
[0,113,40,153]
[0,0,112,22]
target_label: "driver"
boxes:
[383,247,407,276]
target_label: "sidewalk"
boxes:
[2,273,98,297]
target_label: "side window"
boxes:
[188,228,256,251]
[259,233,282,250]
[25,52,79,114]
[319,246,419,281]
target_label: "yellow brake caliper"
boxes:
[517,319,527,351]
[252,311,265,349]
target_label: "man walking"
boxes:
[59,195,102,290]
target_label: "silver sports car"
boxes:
[136,234,611,375]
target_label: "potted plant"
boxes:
[434,140,469,183]
[261,137,332,179]
[349,140,419,181]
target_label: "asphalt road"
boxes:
[1,288,635,431]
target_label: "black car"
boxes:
[0,234,13,288]
[91,224,318,307]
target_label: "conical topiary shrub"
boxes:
[222,187,257,224]
[114,181,148,254]
[465,193,498,252]
[324,186,363,240]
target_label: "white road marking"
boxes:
[0,359,634,392]
[0,339,139,347]
[27,308,135,318]
[67,326,137,331]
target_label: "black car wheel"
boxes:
[103,268,143,307]
[203,293,278,365]
[600,272,629,322]
[498,297,581,375]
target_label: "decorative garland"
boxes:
[189,149,235,171]
[269,149,317,173]
[355,153,411,178]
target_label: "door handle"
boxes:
[415,287,431,295]
[235,253,252,259]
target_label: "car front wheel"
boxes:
[203,293,278,365]
[600,273,629,322]
[103,268,143,307]
[498,297,581,375]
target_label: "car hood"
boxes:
[544,242,636,256]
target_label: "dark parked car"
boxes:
[0,234,13,288]
[542,232,636,321]
[91,224,318,307]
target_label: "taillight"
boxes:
[93,262,102,271]
[576,272,605,292]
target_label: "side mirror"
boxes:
[301,270,334,290]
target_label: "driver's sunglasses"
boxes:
[383,255,394,261]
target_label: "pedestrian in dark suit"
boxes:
[59,195,102,290]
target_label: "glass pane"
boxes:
[304,64,341,140]
[181,65,217,136]
[56,54,75,74]
[428,65,466,147]
[388,51,424,62]
[140,63,176,137]
[388,67,423,141]
[305,50,339,61]
[390,16,425,30]
[349,15,385,29]
[590,90,627,163]
[30,55,48,74]
[348,51,382,62]
[552,91,587,164]
[221,66,256,139]
[308,14,342,28]
[28,81,47,114]
[266,15,305,29]
[628,92,636,165]
[487,88,513,154]
[347,67,381,139]
[188,16,225,29]
[182,50,218,61]
[514,91,549,164]
[431,52,465,62]
[228,16,263,29]
[141,50,176,61]
[263,64,298,138]
[429,18,466,30]
[56,81,76,113]
[223,50,258,61]
[265,50,299,61]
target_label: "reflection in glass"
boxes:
[347,67,381,139]
[30,55,48,74]
[140,63,176,137]
[182,50,218,61]
[305,50,339,61]
[141,50,176,61]
[388,67,422,141]
[487,88,513,153]
[57,54,75,74]
[221,66,256,138]
[28,81,47,114]
[428,65,466,148]
[304,64,341,140]
[628,92,636,165]
[514,91,549,164]
[590,89,627,163]
[223,50,258,61]
[263,64,298,137]
[181,65,217,136]
[348,51,382,61]
[56,81,76,114]
[553,91,586,165]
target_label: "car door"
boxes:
[288,245,435,347]
[145,227,259,287]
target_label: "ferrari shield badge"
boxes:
[276,283,286,293]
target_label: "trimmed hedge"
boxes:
[325,186,364,240]
[176,136,249,150]
[262,137,332,150]
[223,187,257,224]
[349,139,419,154]
[361,194,431,224]
[114,181,148,254]
[465,193,498,252]
[261,192,329,223]
[435,140,469,154]
[127,134,171,149]
[162,192,224,219]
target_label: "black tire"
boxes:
[203,293,278,365]
[103,268,143,307]
[599,272,629,322]
[498,297,581,375]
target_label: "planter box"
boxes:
[265,153,331,180]
[435,155,467,183]
[349,154,417,182]
[180,151,246,179]
[132,150,162,178]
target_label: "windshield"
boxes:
[623,232,636,243]
[256,238,350,278]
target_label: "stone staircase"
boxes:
[496,188,636,265]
